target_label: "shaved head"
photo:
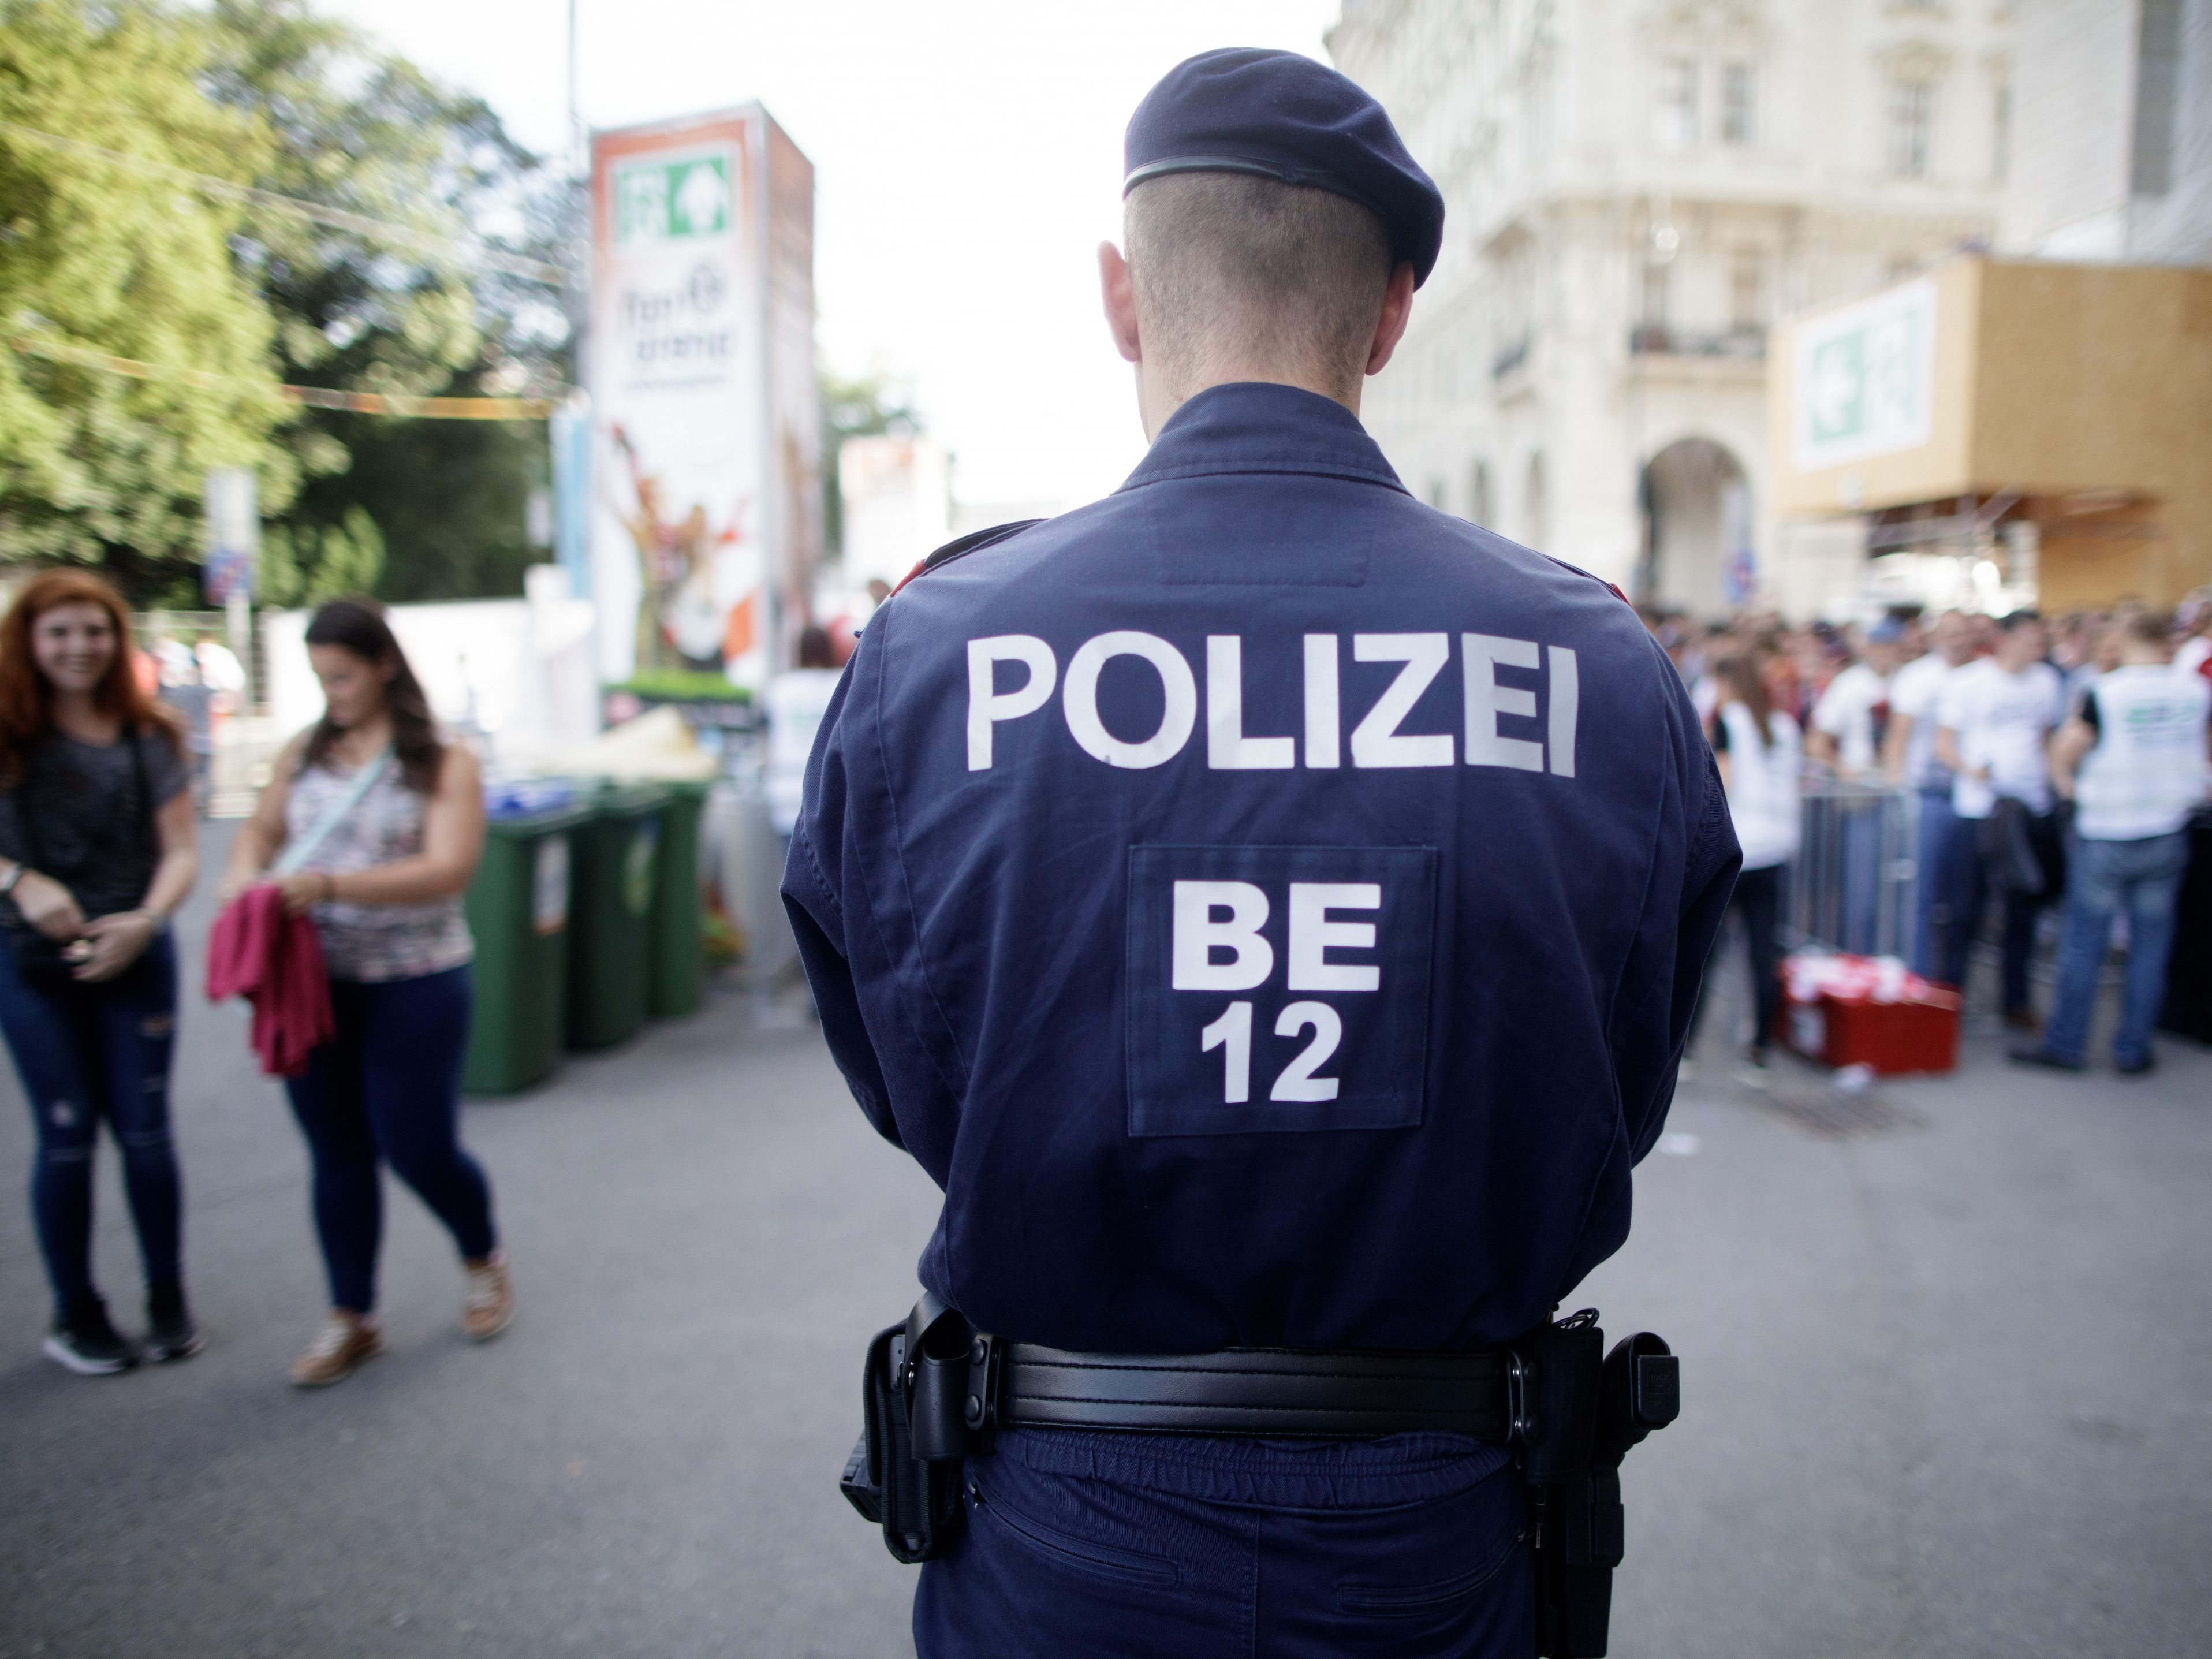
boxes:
[1123,173,1395,403]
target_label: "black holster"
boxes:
[1508,1311,1681,1658]
[839,1295,998,1564]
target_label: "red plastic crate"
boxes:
[1780,987,1960,1075]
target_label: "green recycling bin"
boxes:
[647,780,711,1019]
[462,803,590,1094]
[565,784,669,1052]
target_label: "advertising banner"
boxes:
[588,109,816,691]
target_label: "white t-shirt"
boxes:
[1936,658,2064,819]
[2074,666,2212,840]
[763,668,844,834]
[1713,702,1803,870]
[1811,662,1892,777]
[2176,635,2211,681]
[1888,652,1959,790]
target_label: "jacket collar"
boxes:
[1117,381,1408,494]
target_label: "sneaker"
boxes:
[2114,1051,2158,1077]
[461,1253,513,1343]
[289,1312,382,1388]
[43,1295,141,1375]
[2008,1045,2084,1072]
[2002,1008,2042,1034]
[145,1278,203,1362]
[1732,1049,1772,1091]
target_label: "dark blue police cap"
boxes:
[1124,48,1445,287]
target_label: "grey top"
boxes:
[0,726,189,922]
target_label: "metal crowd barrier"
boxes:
[1781,780,1920,959]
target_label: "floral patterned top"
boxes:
[284,752,472,983]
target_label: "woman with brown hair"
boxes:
[1685,650,1803,1087]
[219,598,507,1386]
[0,571,202,1373]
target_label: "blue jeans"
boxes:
[284,966,494,1313]
[1911,788,1961,978]
[1937,808,2058,1013]
[2039,832,2189,1067]
[916,1430,1531,1657]
[0,931,182,1317]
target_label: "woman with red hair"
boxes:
[0,571,202,1373]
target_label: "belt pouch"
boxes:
[1513,1317,1612,1658]
[841,1323,968,1564]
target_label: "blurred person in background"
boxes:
[1935,610,2065,1027]
[1886,610,1977,978]
[764,625,845,839]
[219,599,505,1388]
[155,642,215,815]
[1686,652,1802,1088]
[1808,619,1907,778]
[0,572,201,1374]
[2014,610,2212,1075]
[1810,619,1907,954]
[2173,591,2211,685]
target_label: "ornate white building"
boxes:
[1331,0,2015,617]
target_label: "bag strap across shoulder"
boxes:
[273,747,391,878]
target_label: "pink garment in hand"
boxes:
[206,884,334,1077]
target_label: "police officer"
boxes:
[786,48,1739,1658]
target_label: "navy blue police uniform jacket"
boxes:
[784,381,1739,1359]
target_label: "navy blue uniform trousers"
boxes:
[916,1429,1531,1657]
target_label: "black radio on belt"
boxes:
[840,1299,1679,1657]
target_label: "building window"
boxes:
[1887,80,1935,178]
[1656,59,1699,150]
[2132,0,2180,196]
[1469,461,1492,526]
[1719,63,1757,147]
[1730,250,1763,333]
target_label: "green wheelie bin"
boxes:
[462,802,591,1094]
[565,784,669,1051]
[647,780,711,1019]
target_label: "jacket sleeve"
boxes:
[779,659,902,1149]
[1612,650,1742,1164]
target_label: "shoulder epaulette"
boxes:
[1540,553,1633,609]
[890,519,1047,596]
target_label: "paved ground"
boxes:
[2,826,2207,1657]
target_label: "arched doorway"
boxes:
[1640,438,1751,616]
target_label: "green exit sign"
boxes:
[615,154,731,245]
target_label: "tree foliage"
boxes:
[0,0,574,606]
[204,0,573,607]
[0,0,288,597]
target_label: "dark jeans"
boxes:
[1937,808,2061,1014]
[1688,863,1783,1056]
[0,931,182,1316]
[917,1430,1530,1657]
[1910,788,1964,979]
[2041,832,2189,1067]
[284,965,494,1314]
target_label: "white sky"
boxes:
[316,1,1342,509]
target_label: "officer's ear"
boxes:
[1099,241,1142,365]
[1363,262,1417,378]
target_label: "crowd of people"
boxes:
[1647,592,2212,1086]
[0,573,506,1380]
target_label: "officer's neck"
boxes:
[1137,361,1361,443]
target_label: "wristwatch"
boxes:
[0,863,26,899]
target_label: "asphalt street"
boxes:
[2,823,2207,1658]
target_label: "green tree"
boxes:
[0,0,289,599]
[820,371,920,557]
[204,0,573,605]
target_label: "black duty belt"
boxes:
[846,1296,1680,1658]
[1000,1341,1511,1440]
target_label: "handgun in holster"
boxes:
[1508,1310,1681,1658]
